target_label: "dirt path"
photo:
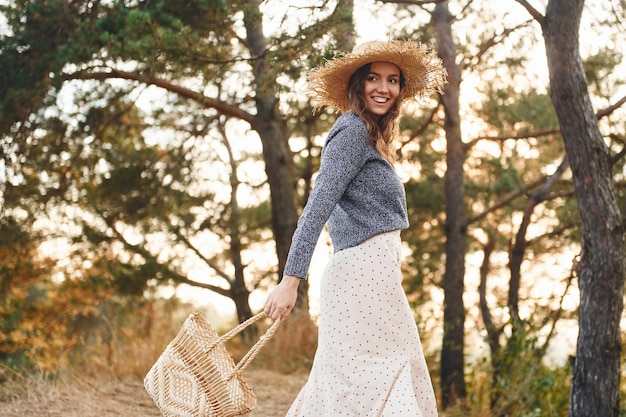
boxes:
[0,369,308,417]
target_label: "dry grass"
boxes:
[1,374,161,417]
[0,305,313,417]
[0,368,308,417]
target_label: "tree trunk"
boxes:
[488,156,569,414]
[542,1,624,415]
[478,234,504,409]
[433,1,467,408]
[242,1,308,310]
[507,156,568,329]
[221,123,256,333]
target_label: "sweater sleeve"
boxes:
[283,114,371,279]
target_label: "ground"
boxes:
[0,369,308,417]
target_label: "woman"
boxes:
[264,40,446,417]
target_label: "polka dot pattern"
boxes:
[286,231,438,417]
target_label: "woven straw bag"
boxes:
[144,311,280,417]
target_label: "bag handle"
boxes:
[230,317,281,377]
[208,311,269,349]
[205,311,281,378]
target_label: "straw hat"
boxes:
[307,40,447,112]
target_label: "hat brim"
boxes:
[307,40,447,112]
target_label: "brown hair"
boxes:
[346,63,406,164]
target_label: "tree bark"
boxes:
[242,1,307,309]
[433,1,467,408]
[507,156,569,329]
[220,122,255,330]
[488,156,570,414]
[540,0,624,415]
[477,234,504,410]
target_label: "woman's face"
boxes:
[363,61,401,117]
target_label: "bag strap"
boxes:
[204,311,281,378]
[208,311,268,350]
[230,317,281,377]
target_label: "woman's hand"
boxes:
[264,275,301,320]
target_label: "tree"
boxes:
[432,1,468,406]
[0,0,356,321]
[515,0,625,415]
[382,1,534,407]
[379,1,625,412]
[379,2,542,408]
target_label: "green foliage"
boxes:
[0,260,113,372]
[107,260,151,296]
[583,46,624,98]
[467,157,522,206]
[95,0,234,75]
[0,0,235,132]
[403,165,446,292]
[0,1,89,130]
[447,326,571,417]
[0,218,45,371]
[0,225,162,374]
[476,86,559,136]
[0,0,352,377]
[492,334,571,416]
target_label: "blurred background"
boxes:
[1,0,625,415]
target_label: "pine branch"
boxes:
[596,94,626,119]
[62,69,258,128]
[514,0,545,26]
[106,217,232,297]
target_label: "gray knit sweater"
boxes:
[283,112,409,279]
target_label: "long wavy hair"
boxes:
[346,63,406,164]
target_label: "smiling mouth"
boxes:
[372,97,389,103]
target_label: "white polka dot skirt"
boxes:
[286,231,438,417]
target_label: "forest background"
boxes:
[1,0,626,416]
